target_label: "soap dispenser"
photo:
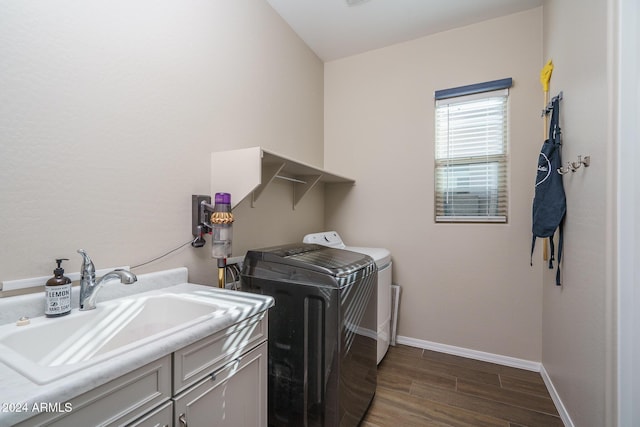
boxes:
[45,258,72,317]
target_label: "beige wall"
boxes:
[324,8,544,361]
[542,0,617,426]
[0,0,325,287]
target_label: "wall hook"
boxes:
[541,91,564,117]
[570,155,590,170]
[557,155,590,175]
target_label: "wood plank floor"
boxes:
[362,345,563,427]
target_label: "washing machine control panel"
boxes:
[303,231,345,248]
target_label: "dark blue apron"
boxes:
[531,98,566,286]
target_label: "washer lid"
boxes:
[344,246,391,269]
[244,243,374,280]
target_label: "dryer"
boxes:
[303,231,392,364]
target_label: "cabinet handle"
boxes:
[209,356,242,381]
[178,413,187,427]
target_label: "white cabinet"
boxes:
[173,311,267,394]
[211,147,355,209]
[173,342,267,427]
[126,401,172,427]
[172,312,268,427]
[16,312,269,427]
[16,355,171,427]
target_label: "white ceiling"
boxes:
[265,0,543,61]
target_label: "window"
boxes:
[434,79,511,223]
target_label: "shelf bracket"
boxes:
[293,174,322,210]
[252,162,285,207]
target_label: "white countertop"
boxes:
[0,269,273,426]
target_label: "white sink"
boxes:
[0,292,234,384]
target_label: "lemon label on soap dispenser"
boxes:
[45,258,72,317]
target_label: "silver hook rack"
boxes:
[558,155,590,175]
[541,91,564,117]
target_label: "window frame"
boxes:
[434,80,511,223]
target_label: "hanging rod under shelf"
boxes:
[275,175,307,184]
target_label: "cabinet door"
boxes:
[126,400,172,427]
[16,355,171,427]
[174,342,267,427]
[173,312,267,394]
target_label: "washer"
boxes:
[242,243,377,427]
[303,231,392,364]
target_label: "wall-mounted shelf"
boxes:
[211,147,355,209]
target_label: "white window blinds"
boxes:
[435,88,508,223]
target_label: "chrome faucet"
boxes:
[77,249,137,311]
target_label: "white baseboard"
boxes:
[396,335,541,371]
[540,364,575,427]
[395,335,574,426]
